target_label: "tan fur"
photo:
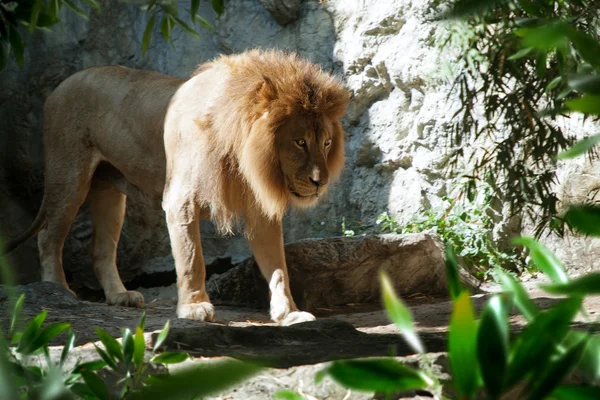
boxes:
[5,49,349,325]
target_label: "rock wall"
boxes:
[1,0,595,289]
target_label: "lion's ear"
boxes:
[323,86,351,120]
[257,75,278,105]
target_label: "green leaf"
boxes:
[160,15,174,41]
[566,95,600,115]
[60,328,75,367]
[127,359,262,400]
[273,390,306,400]
[477,295,509,398]
[495,270,539,321]
[75,359,106,372]
[212,0,224,15]
[569,29,600,69]
[154,320,170,352]
[139,311,146,331]
[30,0,44,33]
[17,310,47,354]
[93,344,118,371]
[528,334,589,400]
[0,338,19,400]
[81,371,109,400]
[195,15,213,34]
[174,17,200,39]
[445,243,463,300]
[83,0,101,10]
[7,26,25,68]
[540,272,600,296]
[133,326,145,366]
[557,134,600,160]
[568,74,600,95]
[515,22,570,51]
[95,327,123,362]
[318,358,430,394]
[448,291,479,398]
[10,293,25,337]
[190,0,199,22]
[564,205,600,237]
[512,237,569,283]
[70,382,95,399]
[552,385,600,400]
[63,0,89,20]
[505,296,582,388]
[123,328,134,365]
[507,47,534,60]
[577,334,600,382]
[379,271,424,353]
[151,351,188,364]
[28,323,70,354]
[141,12,156,55]
[546,76,562,92]
[48,0,62,21]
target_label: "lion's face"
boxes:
[276,111,342,208]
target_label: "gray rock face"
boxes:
[258,0,303,25]
[207,233,450,311]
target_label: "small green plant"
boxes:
[376,186,526,280]
[0,302,260,399]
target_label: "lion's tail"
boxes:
[2,200,46,255]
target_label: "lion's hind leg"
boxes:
[89,179,144,308]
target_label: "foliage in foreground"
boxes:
[436,0,600,236]
[0,307,260,399]
[0,0,223,71]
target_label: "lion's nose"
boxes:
[309,176,322,187]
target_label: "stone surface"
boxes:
[207,233,458,311]
[258,0,303,25]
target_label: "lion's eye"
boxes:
[324,139,332,148]
[295,139,307,148]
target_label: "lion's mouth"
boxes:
[289,187,319,199]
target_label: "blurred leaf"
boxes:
[380,271,424,354]
[123,328,134,365]
[274,390,306,400]
[160,14,174,41]
[195,14,213,33]
[444,0,506,18]
[151,351,188,364]
[0,39,10,71]
[93,344,118,371]
[448,291,479,398]
[495,269,539,321]
[566,95,600,115]
[174,17,200,39]
[552,385,600,400]
[63,0,88,20]
[83,0,101,10]
[48,0,62,21]
[477,295,509,397]
[569,29,600,69]
[75,359,106,372]
[508,47,534,60]
[28,322,70,354]
[17,310,47,353]
[60,328,75,367]
[577,334,600,382]
[540,272,600,296]
[127,359,261,400]
[0,339,19,400]
[557,134,600,160]
[139,311,146,331]
[70,382,95,399]
[141,12,156,55]
[154,320,170,352]
[512,237,569,283]
[445,243,463,300]
[161,0,179,16]
[9,293,25,337]
[7,26,25,68]
[81,371,109,400]
[545,76,562,92]
[528,334,588,400]
[318,358,430,394]
[515,22,571,51]
[190,0,199,22]
[30,0,44,33]
[564,205,600,236]
[133,326,145,366]
[568,74,600,95]
[95,327,123,362]
[212,0,224,15]
[505,296,582,388]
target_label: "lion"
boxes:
[3,49,349,325]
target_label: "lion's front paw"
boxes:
[177,302,216,322]
[106,291,145,308]
[280,311,316,326]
